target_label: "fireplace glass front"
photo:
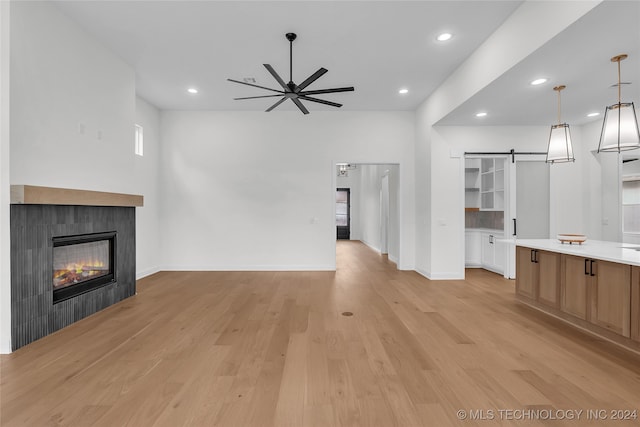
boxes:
[52,232,116,303]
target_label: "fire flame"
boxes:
[53,259,109,288]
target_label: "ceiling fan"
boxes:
[227,33,354,115]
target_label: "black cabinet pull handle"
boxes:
[584,259,589,275]
[531,249,535,263]
[590,260,596,277]
[513,218,517,236]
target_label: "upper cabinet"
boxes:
[480,158,505,211]
[465,158,481,210]
[465,157,506,211]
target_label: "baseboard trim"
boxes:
[0,341,12,354]
[136,266,160,280]
[358,239,380,254]
[415,268,463,280]
[160,265,336,272]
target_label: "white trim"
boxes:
[416,267,430,279]
[428,272,465,280]
[161,265,336,272]
[360,239,381,254]
[415,267,463,280]
[136,266,160,280]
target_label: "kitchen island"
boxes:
[516,239,640,354]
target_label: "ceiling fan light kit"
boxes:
[546,85,575,164]
[227,33,354,115]
[597,54,640,152]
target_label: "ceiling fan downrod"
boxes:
[286,32,296,86]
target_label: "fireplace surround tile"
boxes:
[10,204,136,350]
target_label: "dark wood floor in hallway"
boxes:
[2,241,640,426]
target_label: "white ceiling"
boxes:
[437,0,640,126]
[52,1,639,126]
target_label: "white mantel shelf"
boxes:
[516,239,640,267]
[10,185,143,207]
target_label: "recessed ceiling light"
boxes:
[398,88,409,94]
[530,78,547,86]
[587,112,600,117]
[187,88,198,94]
[436,33,453,42]
[476,112,488,117]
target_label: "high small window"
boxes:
[135,124,144,156]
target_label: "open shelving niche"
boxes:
[465,158,481,211]
[480,157,505,211]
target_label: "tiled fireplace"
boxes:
[10,186,143,350]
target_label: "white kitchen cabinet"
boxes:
[465,159,481,209]
[480,158,505,211]
[481,231,505,274]
[465,230,482,267]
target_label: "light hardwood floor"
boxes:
[2,241,640,426]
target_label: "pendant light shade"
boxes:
[546,85,575,163]
[547,124,574,163]
[598,102,640,152]
[597,54,640,153]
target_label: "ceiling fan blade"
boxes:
[266,96,287,112]
[234,94,285,100]
[296,68,328,92]
[227,79,283,94]
[299,95,342,108]
[300,87,355,96]
[291,98,310,115]
[263,64,288,90]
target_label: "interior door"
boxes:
[506,159,550,279]
[516,161,550,238]
[336,188,350,240]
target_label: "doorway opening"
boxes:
[463,154,550,279]
[334,163,400,268]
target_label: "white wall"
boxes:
[435,126,551,278]
[135,97,161,278]
[1,0,12,354]
[357,164,400,263]
[159,111,415,271]
[359,165,381,251]
[3,2,159,352]
[9,1,136,193]
[415,1,600,279]
[434,122,622,277]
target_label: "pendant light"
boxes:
[597,54,640,152]
[546,85,575,163]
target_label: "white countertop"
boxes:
[466,228,504,234]
[516,239,640,267]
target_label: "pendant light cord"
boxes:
[553,85,565,125]
[617,58,622,105]
[557,90,562,124]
